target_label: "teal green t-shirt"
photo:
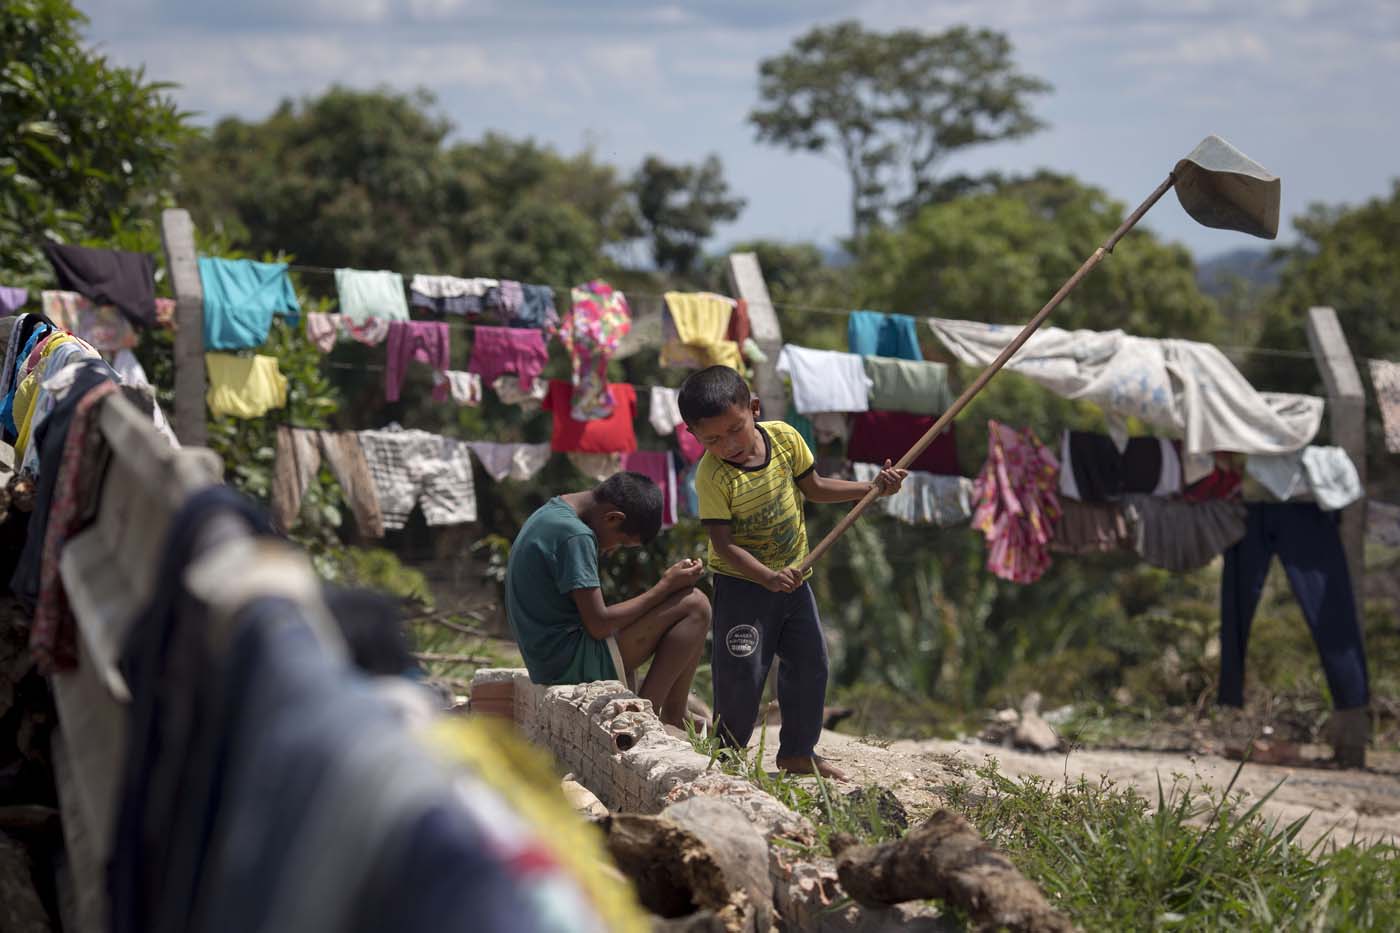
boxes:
[505,498,617,684]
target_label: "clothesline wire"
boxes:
[284,262,1333,363]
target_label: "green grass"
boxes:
[683,720,903,857]
[942,756,1400,931]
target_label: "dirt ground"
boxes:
[768,730,1400,850]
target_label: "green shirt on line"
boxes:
[505,497,618,684]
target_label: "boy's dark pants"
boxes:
[710,574,828,760]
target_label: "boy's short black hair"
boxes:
[677,365,752,425]
[594,471,664,544]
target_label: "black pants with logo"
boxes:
[710,574,828,760]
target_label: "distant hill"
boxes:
[1195,247,1281,297]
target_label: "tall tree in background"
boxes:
[631,154,745,279]
[750,21,1049,238]
[178,88,634,284]
[0,0,189,284]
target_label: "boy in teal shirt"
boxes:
[506,472,708,728]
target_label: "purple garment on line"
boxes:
[467,326,549,391]
[620,450,677,528]
[385,320,451,402]
[0,285,27,315]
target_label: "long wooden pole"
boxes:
[797,173,1178,574]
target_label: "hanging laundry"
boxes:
[468,326,548,390]
[543,381,637,453]
[1181,454,1244,502]
[675,428,704,463]
[561,280,631,420]
[621,450,678,528]
[341,315,391,346]
[1122,495,1246,572]
[385,320,451,403]
[198,257,301,350]
[153,297,176,328]
[1,285,28,315]
[43,240,156,326]
[466,441,551,482]
[784,405,817,455]
[272,426,385,537]
[929,318,1324,456]
[360,425,477,529]
[435,370,482,406]
[304,311,339,352]
[334,268,409,323]
[2,319,54,437]
[1220,502,1367,710]
[809,412,850,444]
[490,280,524,320]
[568,452,623,482]
[205,353,287,419]
[678,458,700,517]
[649,386,707,461]
[648,385,684,436]
[848,310,923,360]
[1051,500,1132,554]
[1058,431,1181,502]
[12,332,81,456]
[1367,501,1400,549]
[1368,358,1400,453]
[775,344,871,414]
[862,356,950,415]
[847,411,961,475]
[1245,449,1309,502]
[660,292,743,371]
[1300,446,1362,511]
[742,337,768,365]
[8,361,107,606]
[15,336,98,461]
[39,290,137,353]
[110,349,148,386]
[727,298,752,346]
[409,274,497,315]
[491,373,548,410]
[502,283,559,332]
[852,462,974,527]
[972,421,1060,584]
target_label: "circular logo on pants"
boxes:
[725,623,760,658]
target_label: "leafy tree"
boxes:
[0,0,189,284]
[853,171,1220,341]
[749,21,1049,237]
[177,88,633,285]
[1250,181,1400,495]
[631,154,745,279]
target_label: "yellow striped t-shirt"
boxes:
[696,421,815,580]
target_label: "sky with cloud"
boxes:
[80,0,1400,260]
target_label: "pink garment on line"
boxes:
[385,320,451,402]
[305,312,339,352]
[620,450,677,528]
[971,420,1061,585]
[468,326,549,391]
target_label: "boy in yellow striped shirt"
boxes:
[680,365,905,779]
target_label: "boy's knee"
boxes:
[680,589,711,622]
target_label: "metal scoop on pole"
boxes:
[796,135,1281,575]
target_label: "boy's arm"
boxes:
[707,523,801,593]
[797,459,908,503]
[569,559,703,640]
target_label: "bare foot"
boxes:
[775,754,848,782]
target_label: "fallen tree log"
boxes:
[833,810,1074,933]
[604,798,773,933]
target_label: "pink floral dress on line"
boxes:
[972,420,1062,584]
[562,280,631,421]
